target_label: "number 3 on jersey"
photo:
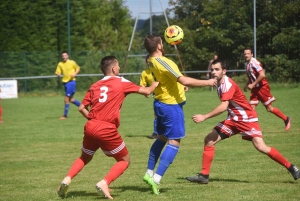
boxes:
[99,86,108,102]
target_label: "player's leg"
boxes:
[57,122,98,197]
[265,104,291,131]
[186,128,224,184]
[249,89,259,111]
[95,123,129,199]
[147,102,184,194]
[260,85,290,130]
[60,83,71,119]
[57,151,94,198]
[96,153,129,200]
[252,137,299,180]
[143,135,167,183]
[69,81,80,107]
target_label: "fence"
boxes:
[0,70,246,94]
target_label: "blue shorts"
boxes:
[64,80,76,97]
[154,100,186,140]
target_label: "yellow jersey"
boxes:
[55,59,80,83]
[140,68,155,87]
[148,56,186,104]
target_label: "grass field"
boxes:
[0,86,299,201]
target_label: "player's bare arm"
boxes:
[70,69,80,78]
[177,76,216,87]
[248,70,265,90]
[138,81,159,96]
[78,104,89,119]
[192,100,229,123]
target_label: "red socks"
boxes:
[268,147,291,168]
[67,157,87,179]
[104,161,129,185]
[272,107,287,121]
[201,146,215,175]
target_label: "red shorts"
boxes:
[214,119,262,141]
[249,85,275,106]
[82,120,128,160]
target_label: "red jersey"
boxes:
[245,57,269,87]
[81,76,140,127]
[217,76,258,122]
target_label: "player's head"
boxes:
[61,51,69,62]
[213,54,218,60]
[243,47,253,62]
[144,35,165,56]
[211,59,227,83]
[100,56,120,76]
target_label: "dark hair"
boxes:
[145,54,150,66]
[61,51,68,54]
[144,35,161,54]
[100,56,118,74]
[211,59,227,70]
[243,47,253,54]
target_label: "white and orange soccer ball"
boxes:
[164,25,184,45]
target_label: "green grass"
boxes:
[0,86,299,201]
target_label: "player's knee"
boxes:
[80,152,93,164]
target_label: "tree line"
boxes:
[0,0,299,92]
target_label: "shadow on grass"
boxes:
[113,185,170,194]
[177,176,250,183]
[64,185,170,198]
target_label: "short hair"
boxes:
[100,56,118,74]
[61,51,68,55]
[144,35,161,54]
[145,54,150,66]
[243,47,253,54]
[211,59,227,70]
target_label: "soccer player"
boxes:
[243,47,291,131]
[186,59,299,184]
[142,35,216,195]
[140,54,158,139]
[0,87,3,123]
[55,51,81,120]
[206,54,218,79]
[57,56,158,199]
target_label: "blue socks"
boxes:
[63,100,80,117]
[147,138,166,170]
[64,104,70,116]
[156,144,179,176]
[73,100,80,107]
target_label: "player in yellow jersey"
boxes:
[55,51,81,120]
[142,35,217,195]
[140,55,158,139]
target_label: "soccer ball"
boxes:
[164,25,184,45]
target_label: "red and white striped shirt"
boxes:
[245,57,268,87]
[217,76,258,122]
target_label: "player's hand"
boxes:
[247,83,254,90]
[70,73,75,78]
[152,81,159,88]
[207,79,217,87]
[184,86,189,91]
[56,73,61,77]
[192,114,206,123]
